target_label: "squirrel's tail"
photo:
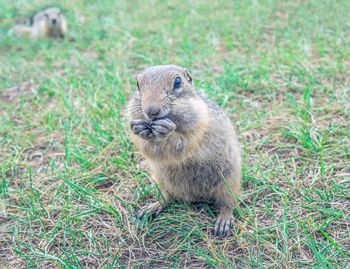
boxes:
[8,25,33,37]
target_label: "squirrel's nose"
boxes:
[146,106,161,118]
[52,19,57,24]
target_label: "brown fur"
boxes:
[9,8,67,38]
[127,65,242,237]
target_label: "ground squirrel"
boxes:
[128,65,241,238]
[8,7,67,38]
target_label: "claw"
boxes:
[137,202,164,222]
[155,208,162,218]
[137,208,146,220]
[224,221,230,237]
[214,214,234,238]
[219,220,226,239]
[214,218,222,236]
[130,119,157,140]
[150,118,176,137]
[138,129,155,140]
[230,217,234,228]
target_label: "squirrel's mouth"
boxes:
[51,21,60,27]
[153,115,168,121]
[143,115,168,126]
[143,108,170,121]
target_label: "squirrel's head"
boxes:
[136,65,195,120]
[43,8,63,28]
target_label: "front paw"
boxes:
[130,120,155,140]
[150,118,176,138]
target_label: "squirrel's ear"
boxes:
[184,68,193,85]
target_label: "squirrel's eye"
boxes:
[173,77,181,90]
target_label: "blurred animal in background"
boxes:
[8,7,67,38]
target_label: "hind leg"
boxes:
[137,175,171,220]
[213,173,240,238]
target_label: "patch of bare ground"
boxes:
[0,79,36,103]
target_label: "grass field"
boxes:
[1,0,350,268]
